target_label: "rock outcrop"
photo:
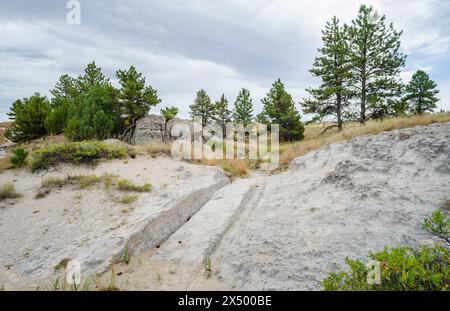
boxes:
[127,115,192,145]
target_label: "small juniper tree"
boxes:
[347,5,406,123]
[189,89,215,127]
[403,70,439,115]
[258,79,305,142]
[233,88,254,127]
[303,16,353,132]
[213,94,232,136]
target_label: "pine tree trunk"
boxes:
[337,93,343,131]
[360,37,368,125]
[360,78,366,124]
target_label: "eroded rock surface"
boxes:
[213,123,450,290]
[0,157,227,289]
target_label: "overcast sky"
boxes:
[0,0,449,121]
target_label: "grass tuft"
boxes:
[118,194,139,204]
[54,258,72,271]
[0,182,22,201]
[117,179,152,192]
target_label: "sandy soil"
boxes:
[0,156,227,290]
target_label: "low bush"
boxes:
[322,245,450,291]
[30,141,127,171]
[323,209,450,291]
[422,209,450,247]
[10,148,28,168]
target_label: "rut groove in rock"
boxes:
[117,177,230,262]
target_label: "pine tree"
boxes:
[347,5,406,123]
[77,61,110,92]
[213,94,232,136]
[5,93,51,142]
[116,65,161,120]
[160,106,179,121]
[65,83,119,141]
[404,70,439,115]
[258,79,305,141]
[303,17,353,131]
[189,89,215,127]
[65,63,120,140]
[45,74,81,134]
[233,88,254,127]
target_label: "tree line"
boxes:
[6,62,162,142]
[189,78,305,142]
[303,5,440,131]
[5,4,441,143]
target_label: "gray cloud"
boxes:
[0,0,449,120]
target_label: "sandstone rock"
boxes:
[129,115,193,145]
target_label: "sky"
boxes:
[0,0,449,121]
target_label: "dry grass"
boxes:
[0,156,11,171]
[0,122,11,145]
[41,174,103,189]
[39,173,118,200]
[41,176,67,188]
[213,159,248,177]
[278,113,450,168]
[133,142,172,157]
[117,179,152,192]
[187,113,449,175]
[0,182,22,201]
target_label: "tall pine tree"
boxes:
[258,79,304,142]
[347,5,406,123]
[116,65,161,120]
[189,89,215,127]
[45,74,81,135]
[303,16,353,131]
[233,88,254,127]
[213,94,232,136]
[403,70,439,115]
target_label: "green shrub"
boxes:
[323,245,450,291]
[10,148,28,168]
[30,141,127,171]
[422,210,450,246]
[117,179,152,192]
